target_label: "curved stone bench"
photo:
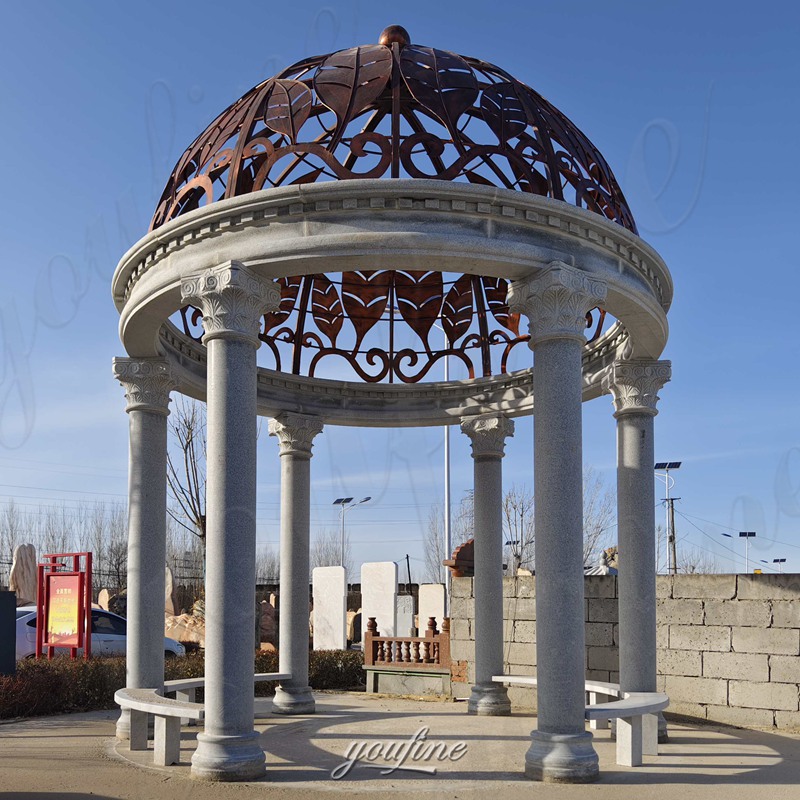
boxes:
[117,672,290,766]
[115,688,204,766]
[491,675,669,767]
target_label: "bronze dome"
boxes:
[152,29,636,234]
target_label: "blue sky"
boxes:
[1,1,799,577]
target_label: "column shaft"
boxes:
[616,411,657,694]
[269,413,322,714]
[198,336,262,769]
[274,448,314,712]
[461,413,512,716]
[533,337,587,735]
[126,411,169,694]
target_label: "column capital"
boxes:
[507,261,607,347]
[603,359,672,417]
[180,261,281,346]
[460,413,514,459]
[269,412,324,458]
[112,357,176,415]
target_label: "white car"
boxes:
[15,606,185,660]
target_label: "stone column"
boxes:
[508,262,607,783]
[112,358,175,743]
[269,412,324,714]
[181,261,279,781]
[604,359,671,744]
[460,413,514,716]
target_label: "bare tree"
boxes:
[425,470,614,578]
[166,398,207,566]
[503,484,535,575]
[582,466,615,566]
[256,544,280,584]
[311,527,352,577]
[422,492,475,584]
[677,545,720,574]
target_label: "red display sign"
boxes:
[45,573,84,648]
[36,552,92,660]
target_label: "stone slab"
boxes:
[656,598,703,625]
[657,648,701,677]
[705,704,775,728]
[771,601,800,628]
[396,595,415,637]
[312,566,347,651]
[737,574,800,600]
[704,600,771,628]
[702,651,769,682]
[769,655,800,684]
[732,627,800,656]
[361,561,398,637]
[664,675,728,706]
[729,680,800,711]
[418,583,446,629]
[669,624,731,652]
[672,574,736,600]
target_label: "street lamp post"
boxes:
[773,558,787,573]
[739,531,756,573]
[332,496,371,568]
[654,461,681,574]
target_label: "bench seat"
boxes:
[491,675,669,767]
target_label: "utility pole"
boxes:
[405,554,412,594]
[655,462,682,574]
[667,497,680,575]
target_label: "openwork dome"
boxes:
[161,26,635,384]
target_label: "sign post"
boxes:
[36,552,93,660]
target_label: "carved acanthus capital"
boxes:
[180,261,280,345]
[112,357,176,415]
[269,412,324,458]
[460,413,515,459]
[603,359,672,417]
[507,261,607,347]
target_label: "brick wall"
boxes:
[449,573,800,730]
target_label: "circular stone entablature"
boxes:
[113,27,672,426]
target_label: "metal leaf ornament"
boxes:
[310,274,344,345]
[341,271,391,350]
[264,79,313,143]
[314,46,392,145]
[394,270,444,346]
[480,82,528,143]
[441,273,474,344]
[399,46,479,136]
[482,277,520,335]
[263,276,301,331]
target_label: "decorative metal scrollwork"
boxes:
[179,272,607,384]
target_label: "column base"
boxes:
[116,708,131,741]
[467,683,511,716]
[191,730,266,781]
[524,730,599,783]
[272,685,316,715]
[116,707,154,741]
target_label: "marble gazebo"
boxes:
[111,25,672,783]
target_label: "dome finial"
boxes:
[379,25,410,48]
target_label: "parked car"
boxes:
[14,606,185,660]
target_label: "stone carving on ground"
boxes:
[165,566,178,615]
[98,588,111,610]
[108,590,127,617]
[9,543,36,606]
[165,611,206,647]
[259,600,276,645]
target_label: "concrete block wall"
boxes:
[449,573,800,730]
